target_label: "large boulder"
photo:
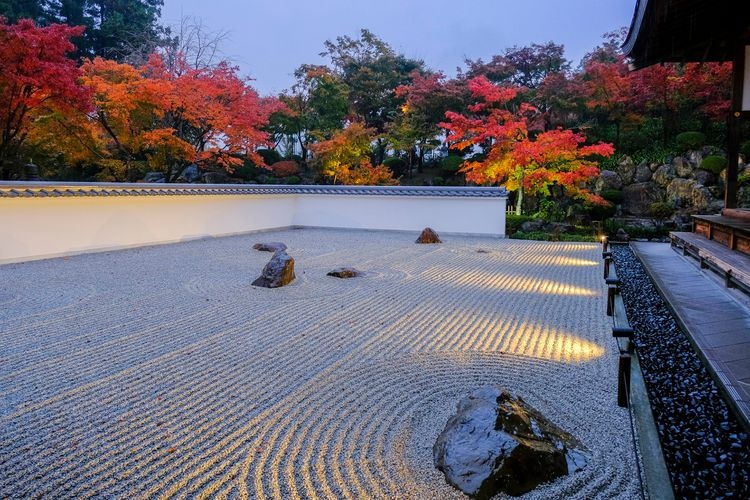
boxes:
[202,171,230,184]
[595,170,623,191]
[252,251,295,288]
[667,178,699,208]
[177,164,202,183]
[622,182,664,216]
[520,219,546,232]
[434,387,587,498]
[673,156,693,178]
[692,185,718,212]
[652,164,676,188]
[144,172,166,183]
[634,162,652,183]
[685,150,703,169]
[416,227,442,244]
[615,155,635,184]
[693,169,716,186]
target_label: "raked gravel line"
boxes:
[1,228,640,499]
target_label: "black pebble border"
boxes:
[611,244,749,498]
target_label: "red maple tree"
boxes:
[442,76,613,214]
[0,18,90,179]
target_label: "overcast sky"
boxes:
[161,0,637,96]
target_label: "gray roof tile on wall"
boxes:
[0,182,507,199]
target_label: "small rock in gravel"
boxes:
[416,227,442,244]
[252,251,295,288]
[327,267,361,278]
[253,242,288,252]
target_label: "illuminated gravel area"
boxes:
[1,229,640,498]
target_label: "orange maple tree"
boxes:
[442,76,614,214]
[60,54,286,181]
[310,122,397,185]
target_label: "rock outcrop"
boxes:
[177,164,201,183]
[622,182,663,216]
[595,170,623,191]
[434,387,587,498]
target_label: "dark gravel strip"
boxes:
[611,244,749,499]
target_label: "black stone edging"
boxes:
[0,182,507,199]
[612,244,750,498]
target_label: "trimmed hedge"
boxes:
[601,189,624,204]
[676,131,706,151]
[700,155,727,175]
[440,155,464,172]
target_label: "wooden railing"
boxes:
[603,237,635,407]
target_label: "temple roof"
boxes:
[623,0,750,69]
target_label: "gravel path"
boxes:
[1,229,640,498]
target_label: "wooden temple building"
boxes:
[624,0,750,289]
[623,0,750,429]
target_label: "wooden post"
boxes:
[618,354,632,408]
[604,256,611,279]
[726,41,747,210]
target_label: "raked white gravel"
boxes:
[0,228,641,499]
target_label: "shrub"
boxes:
[532,198,565,222]
[600,189,624,204]
[284,175,301,184]
[700,155,727,174]
[257,148,282,165]
[739,172,750,187]
[649,201,674,219]
[383,157,408,176]
[270,160,300,178]
[233,163,259,181]
[506,214,533,234]
[431,176,445,186]
[440,155,464,173]
[675,131,706,151]
[510,231,597,242]
[285,154,303,164]
[585,201,616,221]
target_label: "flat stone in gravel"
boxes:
[253,242,288,252]
[327,267,361,278]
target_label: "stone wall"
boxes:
[593,148,750,221]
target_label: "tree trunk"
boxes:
[515,186,524,215]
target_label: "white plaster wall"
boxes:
[293,195,506,235]
[0,191,506,264]
[0,195,296,263]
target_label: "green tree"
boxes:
[321,29,425,164]
[0,0,167,60]
[273,65,349,168]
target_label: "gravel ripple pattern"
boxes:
[1,229,639,499]
[612,244,750,498]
